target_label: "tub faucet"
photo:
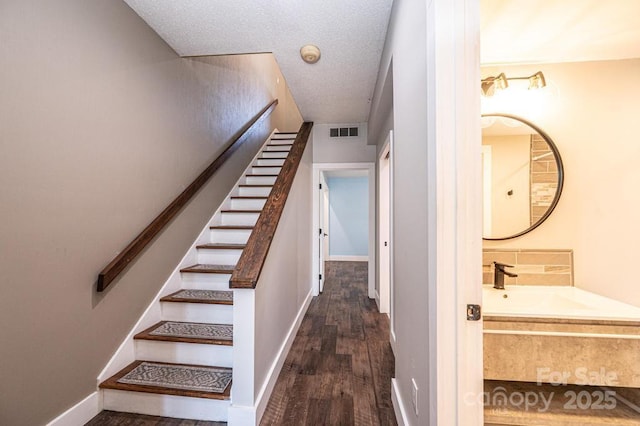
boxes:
[493,261,517,290]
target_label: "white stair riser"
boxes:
[221,212,260,226]
[230,198,266,210]
[256,158,285,166]
[264,145,291,152]
[197,248,242,265]
[209,228,252,244]
[135,340,233,368]
[180,272,231,290]
[162,302,233,324]
[238,186,271,197]
[103,390,230,421]
[260,151,289,159]
[246,175,277,185]
[251,166,281,175]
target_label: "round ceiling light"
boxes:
[300,44,321,64]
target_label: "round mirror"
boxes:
[482,114,564,240]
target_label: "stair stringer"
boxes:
[96,129,281,394]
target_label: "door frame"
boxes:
[428,0,483,423]
[312,162,376,298]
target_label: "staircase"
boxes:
[99,131,297,422]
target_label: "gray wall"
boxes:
[368,0,432,422]
[312,123,376,163]
[0,1,301,425]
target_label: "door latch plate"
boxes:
[466,304,481,321]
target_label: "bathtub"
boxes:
[482,285,640,387]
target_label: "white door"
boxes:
[378,132,393,315]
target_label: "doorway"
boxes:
[312,163,376,299]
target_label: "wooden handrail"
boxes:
[97,100,278,292]
[230,121,313,289]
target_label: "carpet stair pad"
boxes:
[100,360,231,399]
[135,321,233,345]
[160,289,233,305]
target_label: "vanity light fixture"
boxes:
[481,71,546,96]
[481,73,508,96]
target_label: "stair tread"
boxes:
[252,165,281,168]
[238,184,272,188]
[210,225,254,230]
[135,321,233,345]
[262,150,290,153]
[230,196,268,200]
[99,360,231,400]
[180,264,235,274]
[267,143,293,146]
[220,209,262,213]
[245,174,279,177]
[161,289,233,305]
[196,243,246,250]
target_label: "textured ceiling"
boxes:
[481,0,640,65]
[124,0,393,124]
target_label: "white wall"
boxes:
[483,58,640,307]
[327,176,369,257]
[313,123,377,163]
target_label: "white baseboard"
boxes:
[390,329,397,356]
[255,289,313,422]
[327,255,369,262]
[46,392,101,426]
[392,378,409,426]
[375,290,381,311]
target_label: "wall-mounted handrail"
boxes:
[230,121,313,289]
[97,99,278,292]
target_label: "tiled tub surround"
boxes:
[483,285,640,387]
[483,249,573,286]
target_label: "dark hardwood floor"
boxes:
[86,261,395,425]
[85,411,226,425]
[261,261,396,426]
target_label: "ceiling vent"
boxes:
[329,127,359,138]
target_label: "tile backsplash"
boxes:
[483,248,573,286]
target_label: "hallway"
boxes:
[261,261,396,425]
[85,261,395,425]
